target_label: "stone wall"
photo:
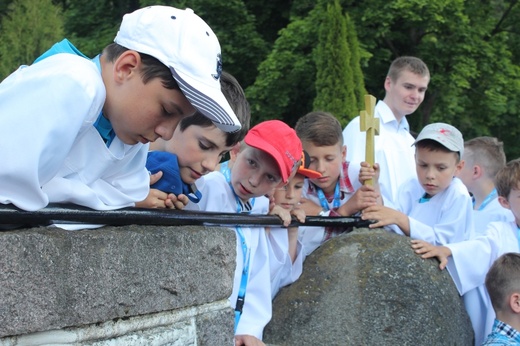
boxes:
[0,225,475,345]
[0,225,236,345]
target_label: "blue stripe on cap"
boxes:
[170,68,240,133]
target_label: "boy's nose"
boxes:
[156,118,181,141]
[315,161,326,173]
[248,175,259,188]
[202,155,219,173]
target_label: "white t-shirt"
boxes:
[186,171,272,339]
[446,221,519,345]
[0,53,149,211]
[471,197,514,238]
[389,177,473,245]
[267,228,304,299]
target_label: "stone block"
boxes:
[0,225,236,337]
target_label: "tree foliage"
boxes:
[248,0,366,127]
[63,0,138,58]
[346,12,367,113]
[1,0,520,158]
[245,8,320,126]
[313,0,357,125]
[0,0,64,79]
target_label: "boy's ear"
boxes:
[498,195,510,210]
[229,143,240,162]
[113,50,141,82]
[509,292,520,313]
[384,76,392,92]
[473,164,482,179]
[454,159,464,175]
[341,145,347,161]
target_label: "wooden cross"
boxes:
[359,94,379,186]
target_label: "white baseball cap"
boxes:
[413,122,464,156]
[114,6,241,133]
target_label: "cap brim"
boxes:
[412,136,462,154]
[297,167,321,179]
[171,68,241,133]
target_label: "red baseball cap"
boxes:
[244,120,302,183]
[297,150,321,179]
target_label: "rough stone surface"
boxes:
[0,225,236,337]
[264,228,473,346]
[196,307,235,345]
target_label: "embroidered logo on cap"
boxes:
[212,53,222,80]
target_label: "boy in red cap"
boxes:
[185,120,302,345]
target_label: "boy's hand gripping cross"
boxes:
[360,95,379,186]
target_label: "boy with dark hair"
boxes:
[343,56,430,208]
[138,71,250,208]
[0,6,240,214]
[295,111,380,255]
[412,159,520,345]
[457,136,513,237]
[362,122,473,245]
[482,253,520,345]
[185,120,302,345]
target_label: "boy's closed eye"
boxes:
[325,156,336,162]
[162,106,174,116]
[162,103,182,117]
[198,140,211,150]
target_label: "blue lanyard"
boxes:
[517,226,520,251]
[316,182,340,211]
[419,193,432,204]
[220,161,231,182]
[475,189,497,211]
[234,225,249,330]
[221,164,255,330]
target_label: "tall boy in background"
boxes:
[0,6,240,213]
[412,158,520,345]
[343,56,430,208]
[295,111,380,256]
[186,120,302,346]
[456,136,513,238]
